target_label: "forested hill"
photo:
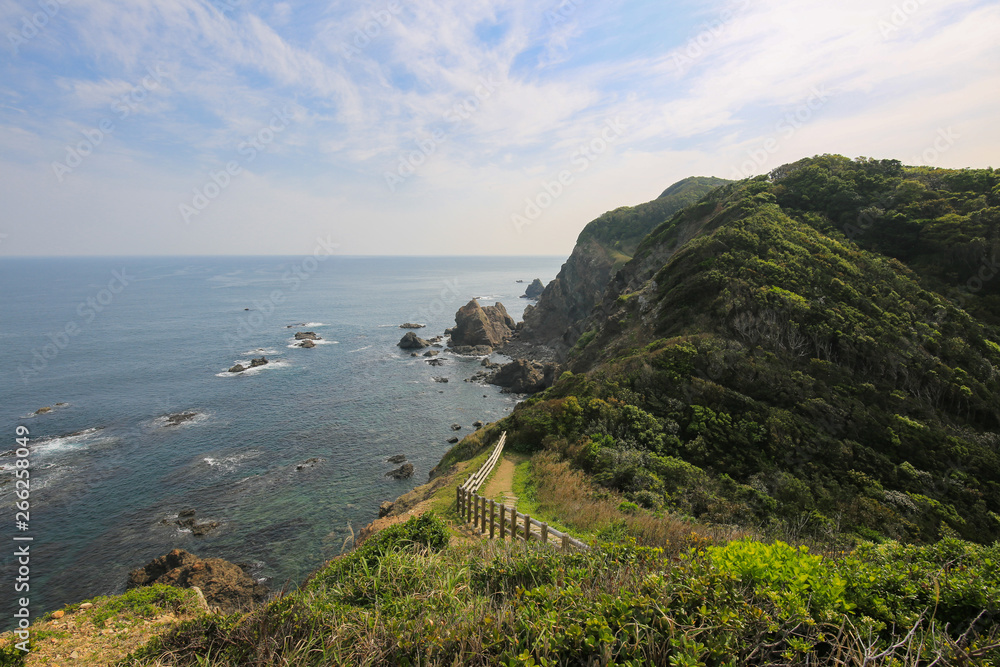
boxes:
[519,175,729,356]
[505,155,1000,545]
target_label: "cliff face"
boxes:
[518,176,729,358]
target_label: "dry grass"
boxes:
[528,450,743,553]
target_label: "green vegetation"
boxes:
[125,514,999,665]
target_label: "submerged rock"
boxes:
[386,454,407,464]
[386,463,414,480]
[164,412,198,427]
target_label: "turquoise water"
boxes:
[0,255,562,623]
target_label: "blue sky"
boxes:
[0,0,997,257]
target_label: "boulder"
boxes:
[423,350,439,357]
[228,364,246,373]
[450,299,516,349]
[294,332,322,341]
[249,357,268,368]
[427,358,444,366]
[34,406,52,415]
[298,339,316,349]
[447,437,459,444]
[522,278,545,299]
[433,377,449,383]
[378,501,395,518]
[386,463,414,480]
[473,421,484,429]
[398,332,431,349]
[451,423,462,431]
[127,549,268,613]
[386,454,407,464]
[399,323,426,329]
[490,359,559,394]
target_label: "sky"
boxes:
[0,0,997,257]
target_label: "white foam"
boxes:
[150,412,211,429]
[348,345,373,353]
[244,348,280,356]
[202,451,259,472]
[302,322,327,328]
[287,339,338,348]
[32,428,113,456]
[216,359,289,377]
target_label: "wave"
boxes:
[348,345,373,353]
[216,359,290,377]
[244,348,280,356]
[202,450,259,472]
[149,412,211,429]
[29,427,114,457]
[287,339,338,348]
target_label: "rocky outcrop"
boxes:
[386,463,414,480]
[399,323,426,329]
[378,501,395,517]
[294,332,321,341]
[398,332,431,349]
[228,364,246,373]
[164,509,220,537]
[490,359,559,394]
[450,300,516,349]
[298,339,316,349]
[387,454,407,464]
[296,457,323,470]
[127,549,268,613]
[522,278,544,299]
[164,412,198,427]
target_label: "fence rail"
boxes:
[455,432,588,553]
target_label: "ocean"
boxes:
[0,255,563,625]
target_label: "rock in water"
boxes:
[385,463,414,480]
[450,299,516,349]
[164,412,198,427]
[433,377,449,383]
[298,339,316,348]
[127,549,268,613]
[398,331,431,349]
[490,359,559,394]
[399,323,426,329]
[387,454,407,464]
[228,364,246,373]
[294,331,322,340]
[447,437,459,444]
[522,278,544,299]
[249,357,268,368]
[451,423,462,431]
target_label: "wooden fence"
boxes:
[455,432,589,553]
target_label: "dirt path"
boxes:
[481,454,521,510]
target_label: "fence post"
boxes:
[499,503,506,540]
[540,522,548,546]
[562,533,569,552]
[457,487,462,514]
[511,506,517,539]
[489,500,496,539]
[524,515,531,542]
[474,494,480,530]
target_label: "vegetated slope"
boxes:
[518,176,729,357]
[504,156,1000,544]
